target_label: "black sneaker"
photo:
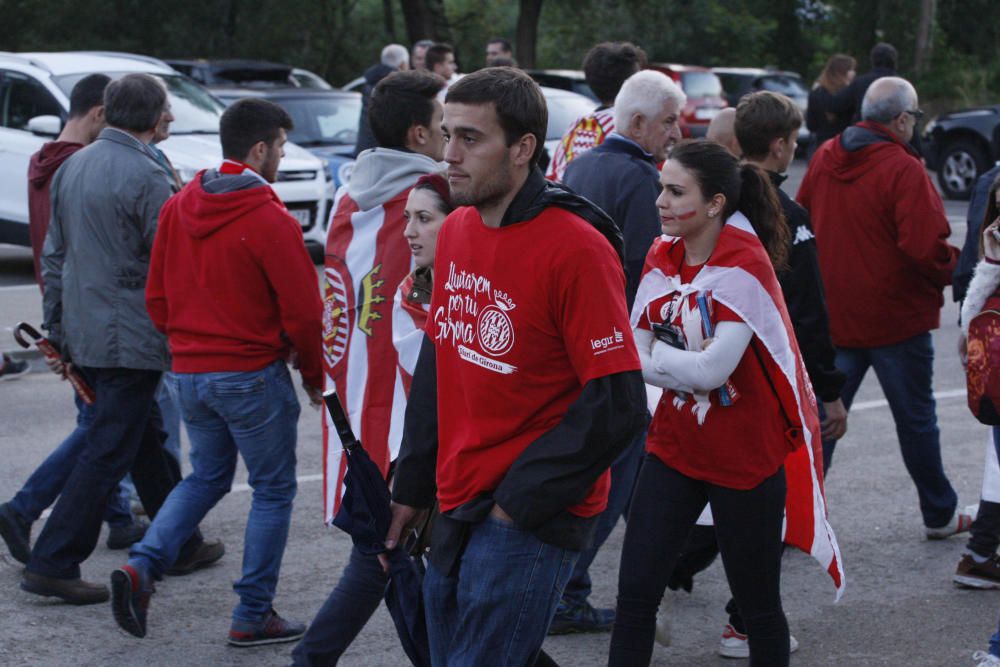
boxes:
[0,502,31,564]
[0,355,29,381]
[111,564,154,638]
[954,554,1000,589]
[547,599,615,635]
[228,609,305,647]
[106,519,149,550]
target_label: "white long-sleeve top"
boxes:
[634,322,753,394]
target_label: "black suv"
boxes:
[923,106,1000,200]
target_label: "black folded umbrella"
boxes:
[324,389,392,557]
[323,389,430,667]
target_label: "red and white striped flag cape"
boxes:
[321,189,414,523]
[546,107,615,182]
[632,212,845,600]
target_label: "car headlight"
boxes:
[923,118,937,136]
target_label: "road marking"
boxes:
[31,391,971,522]
[0,283,37,291]
[851,388,966,412]
[37,474,325,521]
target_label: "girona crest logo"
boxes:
[323,266,351,369]
[477,297,515,357]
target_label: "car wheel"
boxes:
[937,139,989,200]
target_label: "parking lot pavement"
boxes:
[0,159,993,666]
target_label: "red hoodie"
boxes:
[146,169,324,388]
[27,141,84,290]
[797,121,958,348]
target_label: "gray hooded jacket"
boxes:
[42,127,177,370]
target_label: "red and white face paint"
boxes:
[656,160,719,241]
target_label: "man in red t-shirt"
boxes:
[386,67,647,666]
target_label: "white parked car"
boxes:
[0,51,330,256]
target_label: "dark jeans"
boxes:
[610,455,788,667]
[424,516,578,666]
[291,544,388,666]
[822,333,958,527]
[26,367,201,580]
[8,393,132,527]
[562,426,646,607]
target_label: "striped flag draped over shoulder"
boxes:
[321,189,414,523]
[632,212,845,600]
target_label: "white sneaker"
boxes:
[926,504,978,540]
[718,624,799,659]
[974,650,1000,666]
[654,589,673,646]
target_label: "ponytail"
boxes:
[737,162,789,272]
[669,139,789,272]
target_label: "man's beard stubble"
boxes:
[449,154,515,210]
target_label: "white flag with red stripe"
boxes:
[632,212,845,600]
[321,190,414,523]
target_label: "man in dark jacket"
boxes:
[798,77,968,539]
[23,74,217,605]
[385,67,647,666]
[0,74,150,567]
[353,43,410,155]
[552,69,684,634]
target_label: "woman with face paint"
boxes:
[609,139,839,666]
[393,172,454,378]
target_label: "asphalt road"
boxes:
[0,160,995,666]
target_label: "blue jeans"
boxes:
[423,516,579,666]
[291,544,388,665]
[823,332,957,528]
[130,360,299,623]
[9,393,133,527]
[562,425,646,607]
[28,367,199,580]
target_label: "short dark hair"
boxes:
[488,38,512,53]
[870,42,898,69]
[734,91,802,160]
[446,67,547,165]
[103,73,166,133]
[369,70,446,149]
[68,74,110,119]
[220,98,293,161]
[583,42,647,105]
[489,56,518,68]
[425,43,454,71]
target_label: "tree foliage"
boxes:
[0,0,994,107]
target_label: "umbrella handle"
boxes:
[323,388,360,449]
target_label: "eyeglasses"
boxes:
[904,109,925,121]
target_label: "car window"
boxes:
[681,71,723,98]
[0,70,64,130]
[53,72,224,134]
[759,75,808,97]
[545,92,597,140]
[278,96,361,146]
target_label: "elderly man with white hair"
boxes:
[353,43,410,155]
[798,77,968,538]
[552,69,685,636]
